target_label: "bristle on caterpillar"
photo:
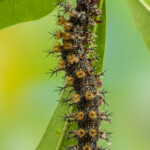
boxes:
[49,0,111,149]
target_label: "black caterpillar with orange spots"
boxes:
[49,0,111,149]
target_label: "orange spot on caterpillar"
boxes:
[57,16,67,26]
[69,10,77,17]
[83,145,91,150]
[63,22,72,31]
[56,31,74,40]
[54,43,62,52]
[76,69,86,78]
[77,128,85,138]
[64,42,72,50]
[55,31,63,39]
[67,54,79,64]
[89,110,97,119]
[75,111,84,120]
[62,32,73,40]
[89,129,97,137]
[85,90,94,100]
[96,91,100,96]
[66,76,74,86]
[58,60,66,69]
[72,94,81,103]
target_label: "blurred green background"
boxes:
[0,0,150,150]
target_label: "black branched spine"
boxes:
[50,0,111,149]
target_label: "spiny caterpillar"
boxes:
[49,0,111,149]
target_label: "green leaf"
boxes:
[36,0,107,149]
[127,0,150,50]
[0,0,57,30]
[94,0,107,73]
[36,89,73,150]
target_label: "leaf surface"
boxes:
[0,0,57,30]
[127,0,150,50]
[36,0,107,149]
[36,89,73,150]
